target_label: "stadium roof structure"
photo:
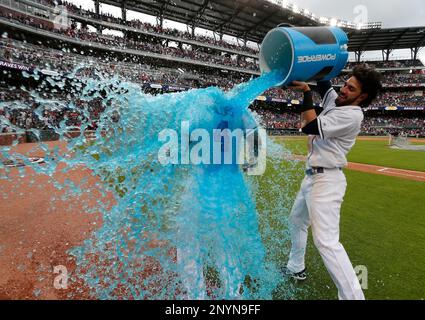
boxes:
[346,27,425,60]
[96,0,320,43]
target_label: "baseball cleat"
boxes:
[281,267,307,281]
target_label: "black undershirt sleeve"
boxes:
[299,90,315,113]
[317,80,332,99]
[298,90,319,135]
[301,118,320,135]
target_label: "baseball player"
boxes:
[283,65,382,300]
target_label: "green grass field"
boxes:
[259,137,425,299]
[274,136,425,172]
[85,135,424,299]
[285,170,424,300]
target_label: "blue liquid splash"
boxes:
[0,68,302,299]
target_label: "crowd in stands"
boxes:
[0,87,105,133]
[5,5,425,87]
[1,10,425,137]
[0,40,425,136]
[347,60,424,69]
[3,2,425,79]
[2,89,425,137]
[3,37,425,95]
[1,38,332,100]
[22,0,260,55]
[239,109,425,137]
[0,9,258,71]
[0,38,254,88]
[2,82,424,137]
[253,109,301,130]
[263,87,322,102]
[1,38,334,104]
[361,116,425,137]
[371,91,425,108]
[332,71,425,87]
[11,36,425,107]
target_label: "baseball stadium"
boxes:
[0,0,424,301]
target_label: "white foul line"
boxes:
[381,170,425,180]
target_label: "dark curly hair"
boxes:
[350,64,383,108]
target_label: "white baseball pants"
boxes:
[286,169,365,300]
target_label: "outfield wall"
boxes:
[1,130,424,146]
[0,130,96,145]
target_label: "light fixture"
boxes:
[319,16,329,23]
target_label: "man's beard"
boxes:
[335,94,356,107]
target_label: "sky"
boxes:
[289,0,425,28]
[66,0,425,62]
[288,0,425,61]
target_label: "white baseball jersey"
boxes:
[286,85,366,300]
[307,87,364,168]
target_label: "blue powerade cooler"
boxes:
[259,26,349,87]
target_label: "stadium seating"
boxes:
[31,0,260,56]
[0,2,424,137]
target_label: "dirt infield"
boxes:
[290,155,425,182]
[275,135,425,144]
[0,141,113,299]
[0,169,104,299]
[357,136,425,143]
[346,162,425,182]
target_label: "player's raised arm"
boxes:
[287,81,320,135]
[316,80,333,100]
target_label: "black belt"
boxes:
[305,167,342,175]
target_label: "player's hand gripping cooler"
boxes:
[259,26,349,87]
